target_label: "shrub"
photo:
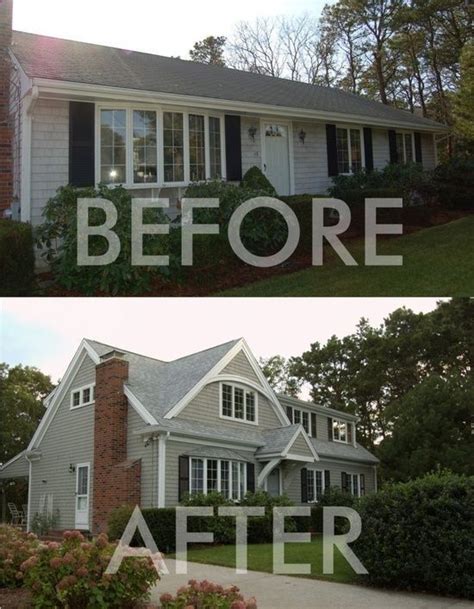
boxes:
[0,219,35,296]
[31,510,60,536]
[0,526,38,589]
[431,157,474,210]
[35,184,167,295]
[354,472,474,598]
[108,505,177,554]
[240,491,296,543]
[21,530,159,609]
[159,580,257,609]
[241,166,276,195]
[181,492,236,545]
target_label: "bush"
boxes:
[354,472,474,598]
[0,219,35,296]
[159,580,257,609]
[108,505,177,554]
[431,157,474,210]
[180,492,236,545]
[0,526,38,589]
[241,166,276,195]
[21,530,159,608]
[240,491,296,543]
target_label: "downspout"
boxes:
[25,455,33,532]
[20,85,39,223]
[157,432,170,509]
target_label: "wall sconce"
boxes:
[69,464,76,474]
[248,126,257,141]
[299,129,307,144]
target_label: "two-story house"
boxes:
[0,338,378,533]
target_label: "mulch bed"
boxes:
[0,589,32,609]
[37,209,468,297]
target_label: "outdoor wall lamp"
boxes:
[299,129,307,144]
[248,126,257,141]
[69,464,76,474]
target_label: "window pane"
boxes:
[191,458,204,494]
[350,129,362,172]
[207,460,218,492]
[222,385,233,417]
[209,117,222,179]
[221,461,230,499]
[315,471,323,501]
[163,112,184,182]
[302,412,309,434]
[189,114,206,182]
[82,388,91,404]
[333,420,339,441]
[232,462,239,500]
[73,391,81,407]
[234,388,244,419]
[239,462,246,499]
[336,128,350,174]
[396,133,405,164]
[77,467,88,495]
[245,391,256,422]
[294,409,301,425]
[307,471,315,502]
[133,110,157,184]
[405,134,413,163]
[100,110,126,185]
[339,422,347,443]
[352,474,359,497]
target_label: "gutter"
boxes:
[20,85,39,223]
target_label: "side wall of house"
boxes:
[126,409,156,509]
[292,121,331,195]
[29,354,96,530]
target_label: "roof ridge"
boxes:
[84,338,165,364]
[167,338,241,364]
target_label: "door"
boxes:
[267,468,281,498]
[75,464,90,530]
[263,123,291,196]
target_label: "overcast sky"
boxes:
[1,298,442,383]
[13,0,327,58]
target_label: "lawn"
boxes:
[217,216,474,297]
[181,539,358,585]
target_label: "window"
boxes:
[163,111,185,183]
[100,110,126,184]
[306,470,325,503]
[302,412,309,434]
[189,114,206,182]
[333,419,348,443]
[396,132,414,164]
[286,406,316,437]
[209,117,222,179]
[221,384,257,423]
[133,110,157,184]
[190,457,247,501]
[71,384,95,409]
[345,473,364,497]
[336,127,363,174]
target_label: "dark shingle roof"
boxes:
[12,31,443,131]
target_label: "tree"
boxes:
[0,364,54,465]
[259,355,300,397]
[189,36,227,66]
[454,41,474,146]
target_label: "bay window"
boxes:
[189,457,247,501]
[306,470,325,503]
[133,110,157,184]
[336,127,363,174]
[396,132,414,164]
[221,383,257,423]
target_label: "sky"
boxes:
[0,298,443,383]
[13,0,325,58]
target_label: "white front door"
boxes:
[263,123,291,195]
[75,463,90,530]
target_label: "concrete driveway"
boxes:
[152,560,474,609]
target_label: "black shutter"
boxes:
[360,474,366,496]
[286,406,293,423]
[247,463,256,494]
[225,115,242,181]
[363,127,374,171]
[178,456,190,502]
[327,418,333,441]
[388,130,398,164]
[326,124,338,177]
[324,470,331,492]
[414,132,423,164]
[311,413,317,438]
[341,472,349,493]
[69,102,95,187]
[301,468,308,503]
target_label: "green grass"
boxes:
[217,217,474,297]
[180,539,358,585]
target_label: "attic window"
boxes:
[220,383,257,424]
[71,384,95,410]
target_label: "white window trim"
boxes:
[70,384,96,410]
[395,131,415,164]
[220,382,259,426]
[335,124,366,176]
[306,468,326,504]
[287,406,315,437]
[189,456,247,501]
[95,103,226,189]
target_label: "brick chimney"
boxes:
[0,0,12,215]
[92,350,141,534]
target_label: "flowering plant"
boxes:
[159,580,257,609]
[21,530,159,608]
[0,525,39,588]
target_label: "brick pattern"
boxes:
[92,357,141,534]
[0,0,12,213]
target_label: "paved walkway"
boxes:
[152,560,474,609]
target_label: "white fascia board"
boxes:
[27,340,100,450]
[280,394,359,423]
[124,386,157,425]
[0,450,27,471]
[32,78,449,134]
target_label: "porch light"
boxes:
[299,129,307,144]
[248,126,257,141]
[69,464,76,474]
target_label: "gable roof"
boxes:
[12,31,444,132]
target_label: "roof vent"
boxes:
[100,349,126,362]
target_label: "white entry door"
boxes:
[75,463,90,530]
[263,123,291,195]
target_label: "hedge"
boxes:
[354,472,474,599]
[0,220,35,296]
